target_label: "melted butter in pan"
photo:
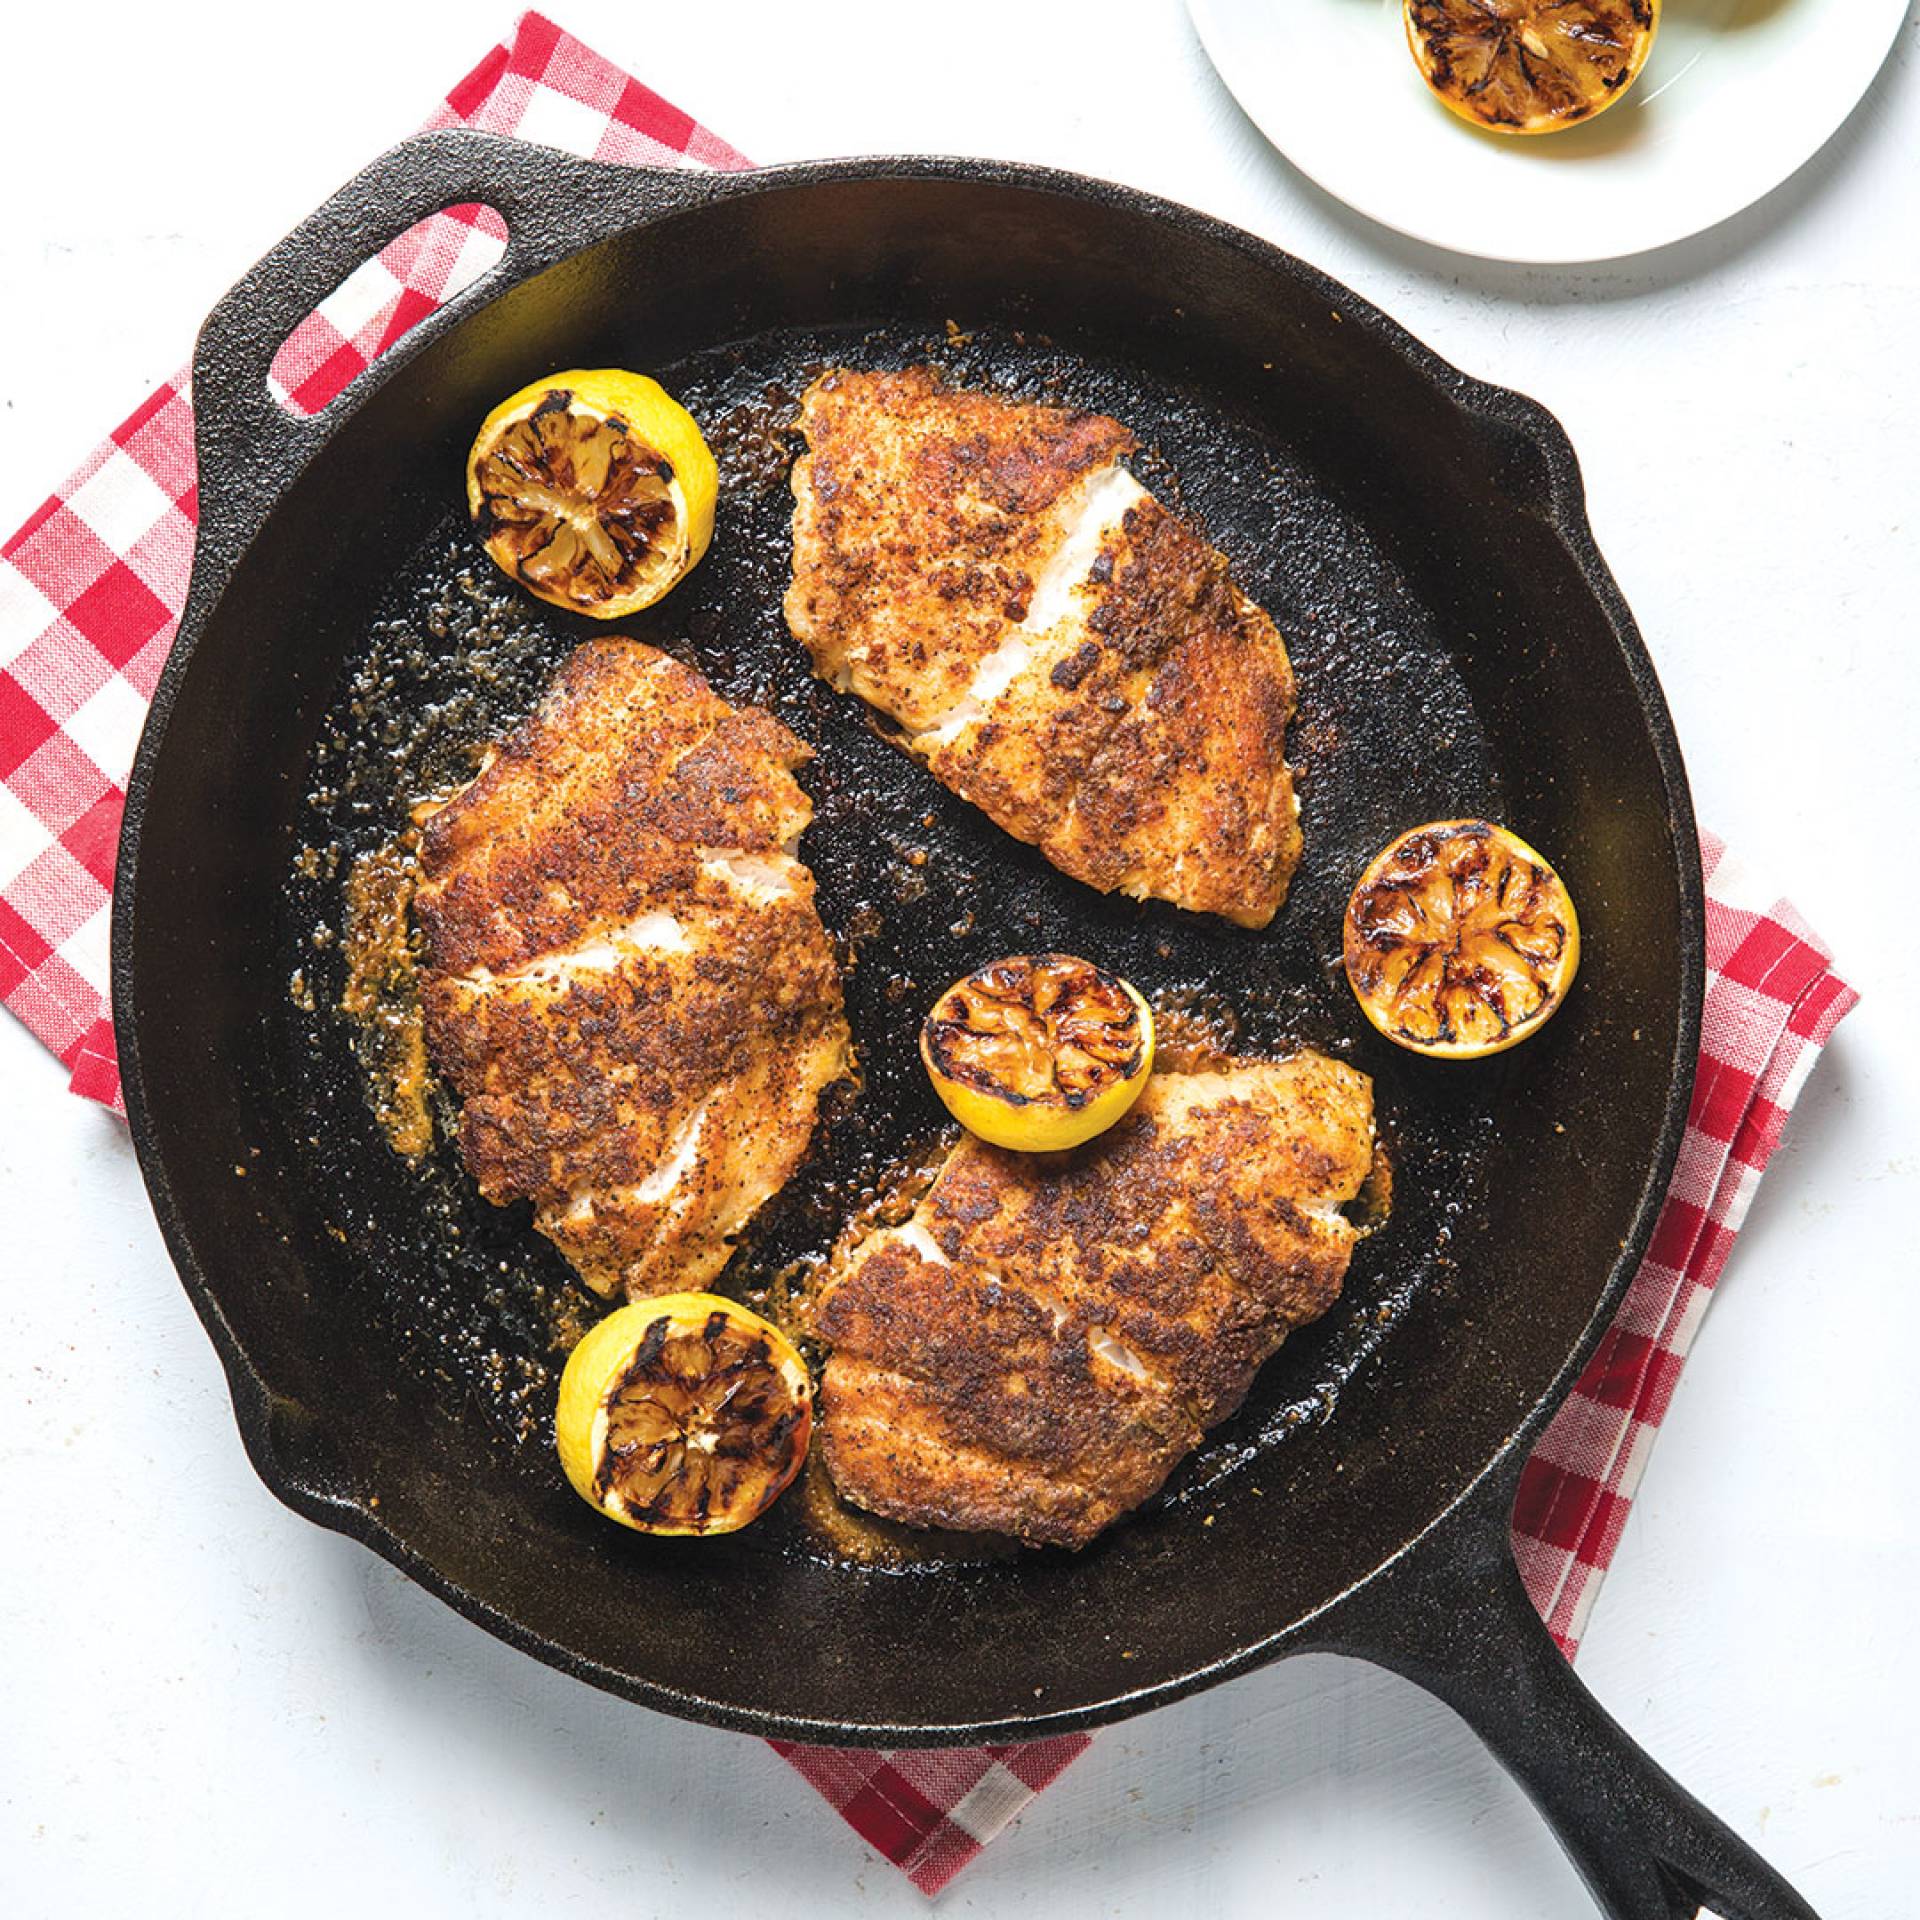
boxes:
[795,1453,1018,1568]
[338,836,433,1160]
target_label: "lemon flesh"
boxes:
[921,954,1155,1153]
[1404,0,1660,137]
[555,1292,812,1536]
[467,370,718,618]
[1344,819,1580,1058]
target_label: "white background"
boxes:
[2,3,1916,1915]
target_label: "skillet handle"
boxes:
[1324,1500,1821,1920]
[186,128,714,585]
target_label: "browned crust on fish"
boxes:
[415,638,849,1298]
[817,1052,1373,1546]
[786,367,1301,927]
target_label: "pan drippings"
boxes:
[275,320,1501,1563]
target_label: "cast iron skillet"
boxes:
[113,130,1817,1919]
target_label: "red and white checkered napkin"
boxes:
[0,11,1860,1895]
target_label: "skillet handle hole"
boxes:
[266,203,509,420]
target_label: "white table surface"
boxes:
[3,4,1916,1914]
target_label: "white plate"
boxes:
[1188,0,1909,263]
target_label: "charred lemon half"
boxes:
[467,370,717,618]
[1404,0,1660,137]
[922,954,1154,1153]
[1344,820,1579,1058]
[555,1293,812,1536]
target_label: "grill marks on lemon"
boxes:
[1405,0,1660,136]
[594,1316,800,1530]
[467,371,717,618]
[475,396,676,606]
[556,1294,812,1535]
[1344,820,1579,1057]
[921,954,1154,1152]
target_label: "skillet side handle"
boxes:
[187,128,715,585]
[1325,1509,1821,1920]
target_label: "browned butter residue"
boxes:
[1148,989,1242,1075]
[795,1452,1016,1568]
[340,835,433,1158]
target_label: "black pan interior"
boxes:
[119,171,1693,1740]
